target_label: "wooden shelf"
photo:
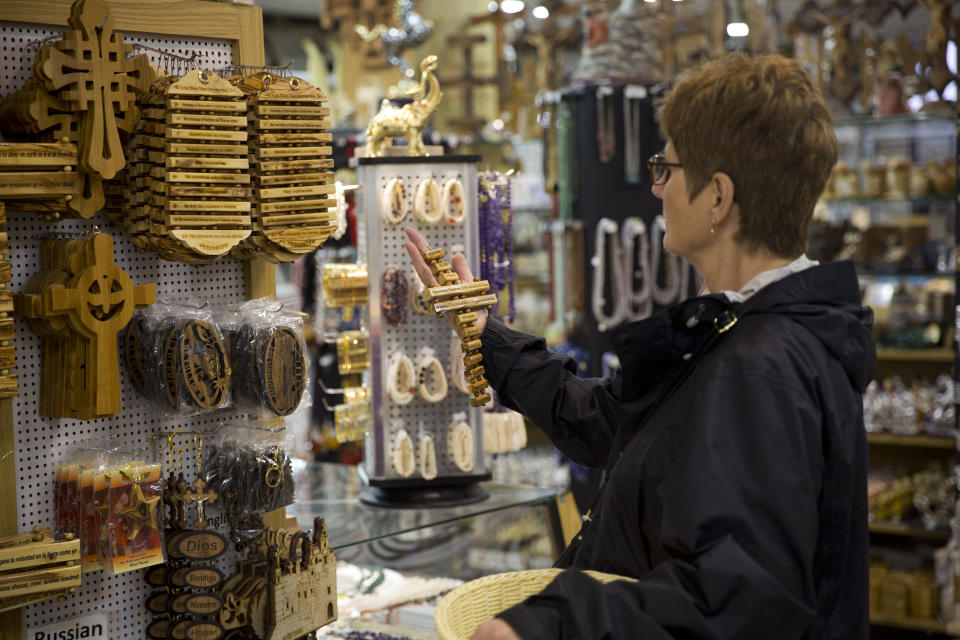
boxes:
[869,521,950,541]
[876,348,954,362]
[871,613,947,634]
[866,433,954,449]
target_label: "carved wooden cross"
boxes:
[183,477,218,530]
[38,0,154,181]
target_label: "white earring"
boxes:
[441,177,465,225]
[413,178,442,224]
[381,177,408,225]
[392,427,416,477]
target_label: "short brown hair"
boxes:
[656,54,837,258]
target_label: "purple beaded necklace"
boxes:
[478,173,515,323]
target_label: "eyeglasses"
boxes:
[647,153,683,185]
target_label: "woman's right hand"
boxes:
[404,227,488,335]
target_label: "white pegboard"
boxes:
[355,158,485,482]
[1,22,245,637]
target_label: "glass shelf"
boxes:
[834,113,955,128]
[824,196,954,205]
[290,463,560,551]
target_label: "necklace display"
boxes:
[380,266,409,326]
[381,178,408,225]
[441,177,465,224]
[595,87,616,164]
[622,217,652,321]
[392,426,416,477]
[447,415,475,472]
[386,351,416,405]
[418,433,438,480]
[557,99,578,220]
[413,178,443,224]
[649,215,683,305]
[478,174,515,323]
[623,86,646,184]
[415,347,448,403]
[590,218,627,331]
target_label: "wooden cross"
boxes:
[183,478,218,531]
[38,0,154,181]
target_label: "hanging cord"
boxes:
[590,218,627,331]
[622,217,652,321]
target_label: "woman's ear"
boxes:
[710,172,737,225]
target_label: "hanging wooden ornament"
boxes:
[0,0,155,218]
[15,232,156,419]
[0,204,15,399]
[0,142,80,219]
[234,73,337,262]
[140,70,252,262]
[420,247,496,407]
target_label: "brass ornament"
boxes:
[365,55,443,157]
[420,246,495,407]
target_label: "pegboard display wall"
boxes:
[355,158,485,482]
[1,23,245,637]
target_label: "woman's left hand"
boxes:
[470,619,521,640]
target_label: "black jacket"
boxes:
[481,261,874,639]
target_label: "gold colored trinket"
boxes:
[336,330,370,375]
[420,247,496,407]
[322,263,369,307]
[365,56,443,157]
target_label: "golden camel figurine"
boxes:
[365,55,443,157]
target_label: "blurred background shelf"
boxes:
[869,521,951,541]
[875,348,954,362]
[867,433,955,449]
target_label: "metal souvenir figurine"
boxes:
[365,55,443,157]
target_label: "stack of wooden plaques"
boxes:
[0,528,81,613]
[127,70,252,263]
[0,0,153,219]
[15,232,156,419]
[422,247,496,407]
[234,72,337,262]
[0,142,80,219]
[0,204,15,399]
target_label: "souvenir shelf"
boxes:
[0,2,281,639]
[827,112,959,638]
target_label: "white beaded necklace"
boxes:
[590,217,627,331]
[621,216,652,321]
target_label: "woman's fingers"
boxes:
[405,241,438,287]
[451,253,474,284]
[404,227,440,287]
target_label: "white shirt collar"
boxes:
[719,254,819,303]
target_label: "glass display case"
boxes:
[291,463,564,581]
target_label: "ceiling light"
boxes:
[500,0,525,14]
[532,5,549,19]
[488,1,498,11]
[726,22,749,37]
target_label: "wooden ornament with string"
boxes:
[420,246,496,407]
[235,72,337,262]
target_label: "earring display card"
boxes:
[354,155,487,485]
